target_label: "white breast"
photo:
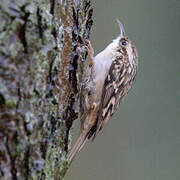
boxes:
[94,37,120,81]
[92,36,121,98]
[93,52,112,83]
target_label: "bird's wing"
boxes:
[92,58,128,138]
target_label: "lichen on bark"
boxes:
[0,0,93,179]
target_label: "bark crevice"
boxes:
[0,0,93,179]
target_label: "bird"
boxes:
[68,19,138,165]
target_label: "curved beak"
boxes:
[116,19,126,36]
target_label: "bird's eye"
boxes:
[121,40,127,46]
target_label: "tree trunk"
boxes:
[0,0,93,179]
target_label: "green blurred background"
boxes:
[65,0,180,179]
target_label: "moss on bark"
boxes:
[0,0,93,179]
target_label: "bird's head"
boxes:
[115,19,138,65]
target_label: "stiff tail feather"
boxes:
[68,103,99,165]
[68,131,88,165]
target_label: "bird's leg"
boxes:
[86,40,95,78]
[87,40,94,66]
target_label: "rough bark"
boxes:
[0,0,93,179]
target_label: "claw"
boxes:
[85,40,94,68]
[86,40,94,57]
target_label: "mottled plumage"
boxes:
[68,20,138,165]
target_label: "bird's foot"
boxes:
[86,40,94,67]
